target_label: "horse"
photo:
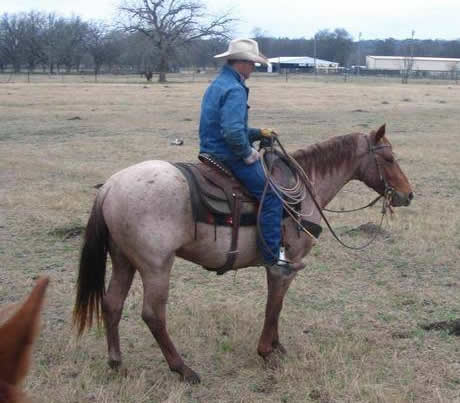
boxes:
[0,277,49,403]
[73,124,413,383]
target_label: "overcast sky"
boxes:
[2,0,460,41]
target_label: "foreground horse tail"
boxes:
[73,193,109,336]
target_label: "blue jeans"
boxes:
[225,158,282,264]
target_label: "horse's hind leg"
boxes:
[139,256,200,384]
[103,243,135,369]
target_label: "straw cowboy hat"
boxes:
[214,38,268,65]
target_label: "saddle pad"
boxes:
[174,162,257,219]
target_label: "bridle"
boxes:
[323,135,395,215]
[366,135,395,208]
[258,135,396,254]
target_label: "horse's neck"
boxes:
[293,134,362,208]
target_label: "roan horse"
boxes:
[0,277,49,403]
[73,124,413,383]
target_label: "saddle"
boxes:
[174,152,321,275]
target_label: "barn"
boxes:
[366,56,460,72]
[265,56,339,73]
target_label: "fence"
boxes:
[1,69,458,85]
[0,70,216,84]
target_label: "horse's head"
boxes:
[359,124,414,207]
[0,277,49,403]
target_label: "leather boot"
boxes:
[265,260,306,276]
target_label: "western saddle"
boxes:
[174,152,321,275]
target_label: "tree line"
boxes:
[0,11,229,75]
[1,7,460,81]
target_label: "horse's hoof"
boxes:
[182,367,201,384]
[108,360,128,377]
[273,342,287,355]
[108,359,122,370]
[173,365,201,384]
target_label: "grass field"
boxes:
[1,72,459,402]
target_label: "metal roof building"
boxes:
[366,56,460,72]
[266,56,339,72]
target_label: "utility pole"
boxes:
[357,32,362,75]
[410,29,415,77]
[410,30,415,58]
[313,34,317,76]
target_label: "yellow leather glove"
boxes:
[260,128,278,138]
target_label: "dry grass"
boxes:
[1,73,459,402]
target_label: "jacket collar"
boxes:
[222,64,247,85]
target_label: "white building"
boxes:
[266,56,339,73]
[366,56,460,72]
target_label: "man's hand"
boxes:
[243,147,260,165]
[260,128,278,138]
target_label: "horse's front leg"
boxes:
[257,269,296,359]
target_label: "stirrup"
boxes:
[265,260,306,276]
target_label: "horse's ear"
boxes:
[375,124,386,143]
[0,277,49,386]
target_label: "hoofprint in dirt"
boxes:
[0,74,459,402]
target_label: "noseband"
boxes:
[365,136,395,213]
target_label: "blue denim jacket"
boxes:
[199,64,261,162]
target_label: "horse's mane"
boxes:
[292,133,359,176]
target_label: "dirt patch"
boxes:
[49,224,85,240]
[421,319,460,336]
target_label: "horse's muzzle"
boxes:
[391,191,414,207]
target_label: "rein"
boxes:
[259,135,394,251]
[322,195,382,213]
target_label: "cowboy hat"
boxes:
[214,38,268,65]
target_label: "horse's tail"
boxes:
[73,192,109,336]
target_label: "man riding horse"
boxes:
[199,38,306,276]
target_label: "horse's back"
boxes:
[104,160,189,204]
[101,160,195,260]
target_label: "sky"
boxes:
[2,0,460,41]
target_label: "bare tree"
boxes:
[119,0,235,82]
[42,13,62,73]
[0,13,26,72]
[448,61,459,83]
[401,30,415,84]
[401,55,414,84]
[117,31,158,73]
[56,16,88,72]
[86,23,123,78]
[22,12,47,72]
